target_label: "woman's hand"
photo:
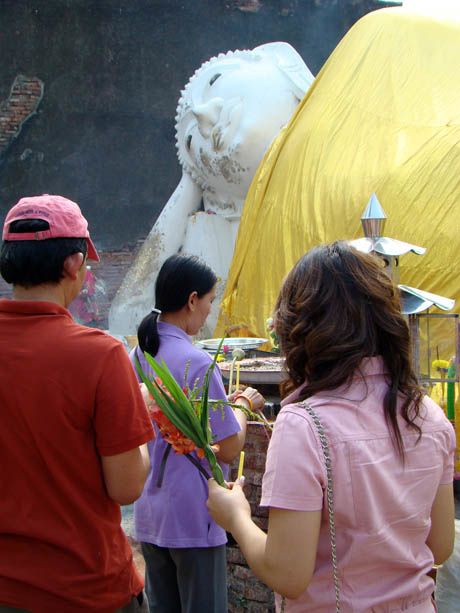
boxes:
[234,386,265,413]
[140,383,155,415]
[227,390,241,402]
[209,479,321,599]
[207,478,251,533]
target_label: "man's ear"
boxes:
[187,290,198,311]
[63,252,85,280]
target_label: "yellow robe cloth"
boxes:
[216,7,460,339]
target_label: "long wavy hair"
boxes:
[275,241,424,457]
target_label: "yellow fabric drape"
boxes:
[216,7,460,339]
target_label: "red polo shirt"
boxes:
[0,299,154,613]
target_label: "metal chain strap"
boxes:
[280,402,341,613]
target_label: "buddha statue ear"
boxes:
[254,42,315,101]
[175,107,195,177]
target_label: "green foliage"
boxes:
[135,338,227,486]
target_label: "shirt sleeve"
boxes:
[440,420,457,484]
[260,406,325,511]
[95,343,155,455]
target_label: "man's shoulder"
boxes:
[61,323,126,356]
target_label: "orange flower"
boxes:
[148,383,205,458]
[135,342,227,486]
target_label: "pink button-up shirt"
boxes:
[261,357,456,612]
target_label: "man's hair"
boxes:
[0,219,87,287]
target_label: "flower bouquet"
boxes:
[135,341,228,486]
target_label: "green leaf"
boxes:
[136,353,208,448]
[135,343,229,488]
[152,382,204,444]
[204,446,226,487]
[199,338,225,441]
[145,355,191,408]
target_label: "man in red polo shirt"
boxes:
[0,195,154,613]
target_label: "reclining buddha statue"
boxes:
[109,42,314,336]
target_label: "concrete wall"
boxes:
[0,0,397,324]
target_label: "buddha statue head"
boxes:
[175,42,314,214]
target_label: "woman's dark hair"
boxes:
[137,254,217,357]
[275,241,423,458]
[0,219,87,287]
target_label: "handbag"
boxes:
[280,401,341,612]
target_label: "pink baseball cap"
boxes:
[2,194,99,261]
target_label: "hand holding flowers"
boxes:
[207,477,251,533]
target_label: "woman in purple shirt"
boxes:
[131,254,264,613]
[208,241,455,612]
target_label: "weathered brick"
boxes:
[0,74,44,158]
[232,564,255,581]
[225,424,276,611]
[226,545,246,565]
[228,575,246,595]
[245,600,275,613]
[244,581,273,603]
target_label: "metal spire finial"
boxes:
[361,192,387,238]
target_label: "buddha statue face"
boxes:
[175,43,314,211]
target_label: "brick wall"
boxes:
[0,75,143,325]
[0,242,143,331]
[228,422,275,612]
[0,75,43,157]
[84,243,143,330]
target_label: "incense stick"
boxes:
[228,359,234,395]
[237,451,245,480]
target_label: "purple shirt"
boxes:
[131,322,240,548]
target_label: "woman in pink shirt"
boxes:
[208,241,456,612]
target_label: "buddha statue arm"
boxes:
[108,172,202,335]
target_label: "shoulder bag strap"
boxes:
[302,401,341,612]
[279,401,341,612]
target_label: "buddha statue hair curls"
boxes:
[275,241,424,457]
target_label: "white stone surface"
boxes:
[109,42,314,336]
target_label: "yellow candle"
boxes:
[235,362,240,391]
[237,451,245,480]
[228,360,234,395]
